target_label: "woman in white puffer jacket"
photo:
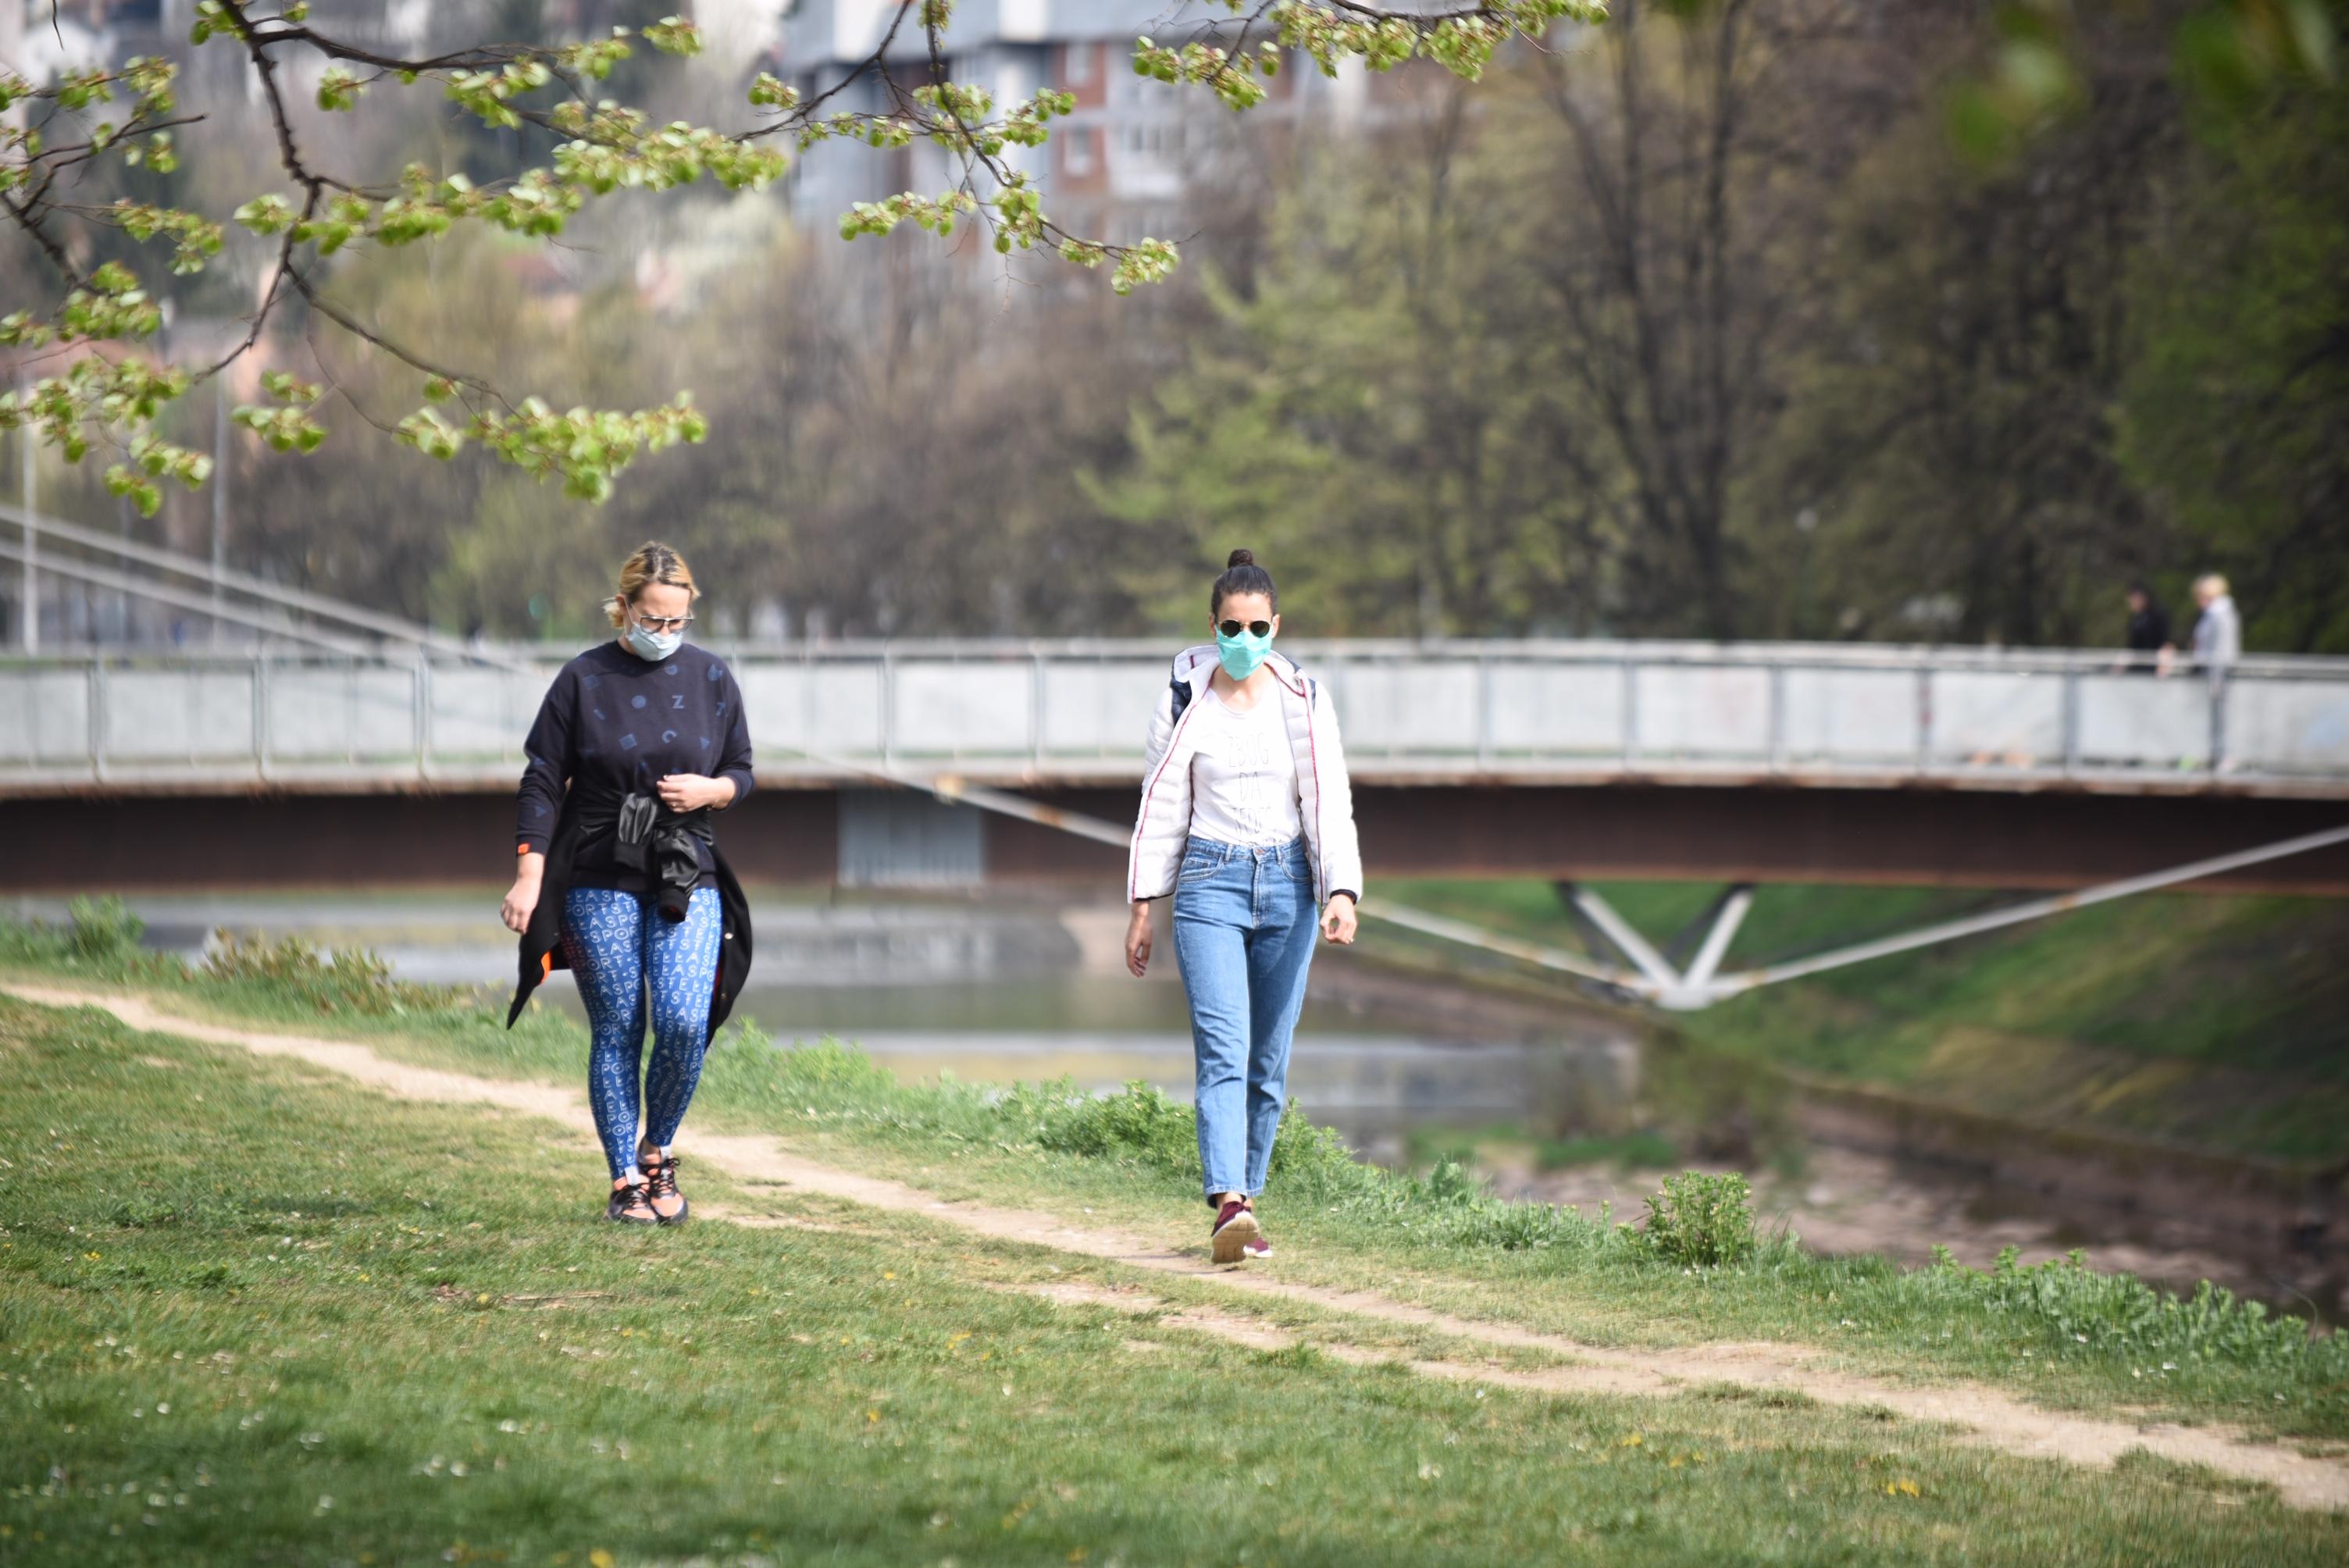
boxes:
[1124,550,1363,1263]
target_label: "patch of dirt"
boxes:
[997,1278,1299,1352]
[15,978,2347,1513]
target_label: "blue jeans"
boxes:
[1171,836,1320,1202]
[562,886,723,1181]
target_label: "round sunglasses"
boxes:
[1217,619,1273,639]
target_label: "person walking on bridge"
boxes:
[501,542,756,1227]
[1125,550,1363,1264]
[2123,582,2174,676]
[2189,574,2242,675]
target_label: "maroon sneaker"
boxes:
[1210,1198,1262,1264]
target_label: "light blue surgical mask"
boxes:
[623,619,683,661]
[1215,624,1273,682]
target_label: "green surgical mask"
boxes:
[1215,625,1273,681]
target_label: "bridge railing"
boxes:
[4,640,2348,792]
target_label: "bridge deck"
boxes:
[6,641,2349,800]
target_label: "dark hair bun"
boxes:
[1210,547,1277,615]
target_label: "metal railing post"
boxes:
[799,647,818,779]
[27,660,44,770]
[415,650,433,780]
[253,652,271,781]
[2060,668,2081,776]
[1767,663,1788,773]
[1030,646,1046,772]
[879,649,895,772]
[88,653,107,782]
[1914,666,1933,774]
[1620,657,1639,770]
[1476,650,1494,769]
[2210,671,2230,775]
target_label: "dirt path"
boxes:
[14,980,2348,1512]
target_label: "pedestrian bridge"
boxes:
[7,640,2347,791]
[8,640,2349,897]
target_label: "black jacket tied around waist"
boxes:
[506,792,754,1042]
[608,791,714,924]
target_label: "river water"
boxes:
[17,889,2336,1313]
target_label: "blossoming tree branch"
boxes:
[0,0,1603,504]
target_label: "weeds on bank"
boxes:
[3,895,466,1017]
[9,900,2349,1434]
[1639,1173,1759,1268]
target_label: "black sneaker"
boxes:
[643,1152,689,1228]
[607,1180,656,1225]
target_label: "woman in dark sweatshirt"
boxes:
[501,542,754,1225]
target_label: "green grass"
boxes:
[1380,878,2349,1164]
[10,992,2349,1564]
[7,901,2349,1454]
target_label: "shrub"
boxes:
[1029,1082,1369,1195]
[1638,1171,1757,1267]
[0,896,166,977]
[66,896,146,962]
[1265,1099,1370,1191]
[201,929,444,1016]
[1037,1079,1197,1171]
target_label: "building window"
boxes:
[1063,41,1097,86]
[1064,127,1096,177]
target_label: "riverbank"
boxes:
[11,953,2349,1562]
[1353,887,2349,1314]
[1378,877,2349,1167]
[21,883,2346,1313]
[5,900,2347,1447]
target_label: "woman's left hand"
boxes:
[1321,894,1358,946]
[658,773,736,812]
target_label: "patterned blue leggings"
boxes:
[561,886,723,1181]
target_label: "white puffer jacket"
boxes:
[1125,645,1363,908]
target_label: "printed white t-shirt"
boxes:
[1187,690,1303,847]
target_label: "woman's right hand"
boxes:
[502,855,545,934]
[1125,900,1153,978]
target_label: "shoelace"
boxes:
[646,1156,680,1203]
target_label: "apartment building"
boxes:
[771,0,1378,255]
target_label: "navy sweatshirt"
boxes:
[515,640,756,893]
